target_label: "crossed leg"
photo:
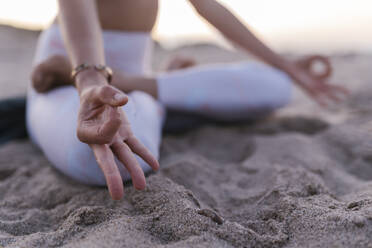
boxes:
[32,54,293,121]
[29,53,293,188]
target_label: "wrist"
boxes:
[75,69,108,95]
[277,60,298,80]
[277,58,294,73]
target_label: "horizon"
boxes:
[0,0,371,53]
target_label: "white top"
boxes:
[33,24,153,75]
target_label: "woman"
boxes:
[28,0,347,200]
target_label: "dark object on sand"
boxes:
[0,96,257,145]
[0,96,215,146]
[0,97,28,145]
[197,208,224,225]
[163,110,216,134]
[0,96,211,145]
[163,110,265,134]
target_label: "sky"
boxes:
[0,0,371,52]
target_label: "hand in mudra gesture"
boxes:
[77,84,159,200]
[287,55,349,106]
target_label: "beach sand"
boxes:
[1,25,372,247]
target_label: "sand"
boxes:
[1,25,372,247]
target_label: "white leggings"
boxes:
[27,25,292,185]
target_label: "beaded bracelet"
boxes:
[71,63,113,83]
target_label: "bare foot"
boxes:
[113,55,197,98]
[31,55,72,93]
[31,54,193,97]
[166,55,196,71]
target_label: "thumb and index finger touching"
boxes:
[297,55,333,80]
[93,85,129,107]
[78,85,129,144]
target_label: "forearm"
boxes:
[111,71,158,99]
[190,0,293,73]
[58,0,106,93]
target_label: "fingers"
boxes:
[312,93,328,107]
[297,55,332,80]
[323,84,350,103]
[308,55,332,80]
[98,107,122,142]
[299,79,337,107]
[329,85,350,96]
[77,106,121,144]
[86,85,128,107]
[91,144,124,200]
[311,84,350,107]
[111,141,146,190]
[294,56,349,107]
[126,135,160,171]
[324,90,342,103]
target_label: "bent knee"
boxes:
[238,63,292,109]
[263,74,292,109]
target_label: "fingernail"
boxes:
[114,93,126,102]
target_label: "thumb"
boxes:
[97,85,128,107]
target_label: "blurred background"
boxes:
[0,0,371,102]
[1,0,372,52]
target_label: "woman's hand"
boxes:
[89,108,159,200]
[285,55,349,106]
[77,83,128,144]
[76,72,159,200]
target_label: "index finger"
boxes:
[111,141,147,190]
[307,55,332,80]
[126,135,160,171]
[91,144,124,200]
